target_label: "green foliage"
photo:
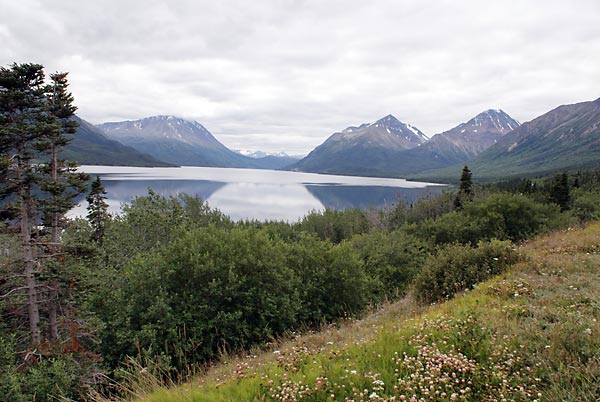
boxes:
[388,190,455,229]
[101,190,230,270]
[464,192,564,242]
[571,191,600,222]
[454,165,473,209]
[86,176,109,243]
[412,192,565,245]
[297,209,369,243]
[103,225,300,370]
[0,332,95,402]
[414,240,521,304]
[350,230,428,301]
[286,234,368,324]
[549,172,572,211]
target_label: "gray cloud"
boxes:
[2,0,599,154]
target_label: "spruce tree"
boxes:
[86,176,109,245]
[36,72,89,342]
[0,63,88,346]
[549,172,571,212]
[454,165,473,209]
[0,63,49,345]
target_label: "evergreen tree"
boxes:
[549,172,571,212]
[86,176,109,244]
[454,165,473,209]
[0,63,88,346]
[0,63,49,345]
[36,72,89,342]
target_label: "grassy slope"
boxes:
[112,223,600,402]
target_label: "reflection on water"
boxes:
[306,185,443,211]
[208,183,323,221]
[71,166,447,221]
[69,180,226,217]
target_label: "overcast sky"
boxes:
[2,0,599,154]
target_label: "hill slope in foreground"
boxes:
[118,223,600,402]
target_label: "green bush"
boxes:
[414,211,498,246]
[350,230,429,301]
[0,333,92,402]
[412,193,566,246]
[388,191,455,229]
[100,225,300,371]
[414,240,521,304]
[102,192,230,270]
[464,193,564,242]
[571,192,600,222]
[297,209,369,243]
[286,234,368,324]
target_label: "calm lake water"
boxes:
[71,166,446,221]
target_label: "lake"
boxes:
[70,166,447,221]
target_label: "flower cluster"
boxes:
[395,343,478,400]
[486,279,534,299]
[260,314,542,401]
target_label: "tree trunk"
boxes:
[48,144,59,343]
[18,153,41,346]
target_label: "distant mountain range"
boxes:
[64,96,600,181]
[288,110,519,177]
[97,116,258,168]
[234,149,303,169]
[412,97,600,181]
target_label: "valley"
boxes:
[70,97,600,185]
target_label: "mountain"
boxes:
[383,109,520,175]
[288,114,429,176]
[421,109,519,161]
[62,116,172,166]
[253,154,302,169]
[413,98,600,181]
[235,150,303,169]
[97,116,263,168]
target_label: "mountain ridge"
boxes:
[412,97,600,181]
[288,114,429,176]
[62,116,173,167]
[389,109,521,175]
[289,110,520,178]
[97,116,300,170]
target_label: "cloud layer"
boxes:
[2,0,599,153]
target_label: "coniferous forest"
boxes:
[2,63,600,401]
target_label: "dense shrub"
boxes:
[413,211,497,246]
[464,193,564,242]
[102,191,230,270]
[414,240,521,304]
[101,225,300,371]
[0,333,96,402]
[410,193,566,246]
[350,230,429,300]
[286,234,368,325]
[297,209,370,243]
[571,191,600,222]
[388,191,455,229]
